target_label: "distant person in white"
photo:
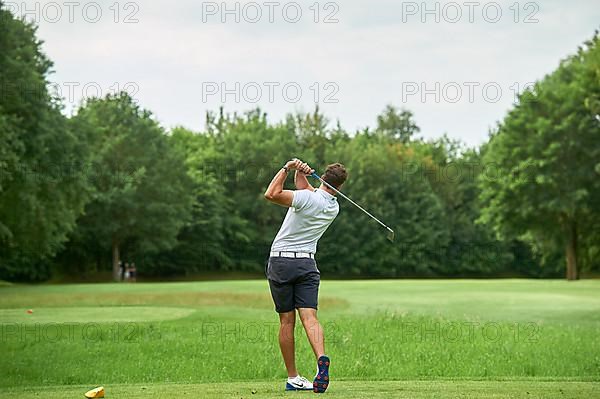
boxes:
[264,158,347,393]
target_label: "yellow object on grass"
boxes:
[84,386,105,398]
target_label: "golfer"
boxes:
[264,158,347,393]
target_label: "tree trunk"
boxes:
[112,238,120,282]
[565,222,578,281]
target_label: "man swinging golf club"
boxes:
[264,158,347,393]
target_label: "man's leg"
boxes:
[298,307,330,393]
[294,270,329,393]
[297,307,325,359]
[278,310,298,377]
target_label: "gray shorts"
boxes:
[266,256,320,313]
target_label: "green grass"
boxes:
[0,380,598,399]
[1,279,599,398]
[0,306,195,323]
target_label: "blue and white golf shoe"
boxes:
[285,375,313,391]
[313,355,330,393]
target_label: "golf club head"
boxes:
[386,227,395,242]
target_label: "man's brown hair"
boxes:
[322,163,347,189]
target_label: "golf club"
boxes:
[310,172,395,242]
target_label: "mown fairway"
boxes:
[1,280,599,398]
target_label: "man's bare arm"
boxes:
[264,163,294,207]
[264,159,314,206]
[294,170,314,191]
[290,159,314,190]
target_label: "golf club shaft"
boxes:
[310,172,394,234]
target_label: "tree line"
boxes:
[1,7,598,281]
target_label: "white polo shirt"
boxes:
[270,188,339,254]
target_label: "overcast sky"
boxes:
[9,0,600,145]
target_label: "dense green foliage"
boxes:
[136,110,542,278]
[479,33,600,280]
[60,94,194,280]
[0,6,90,280]
[0,6,598,280]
